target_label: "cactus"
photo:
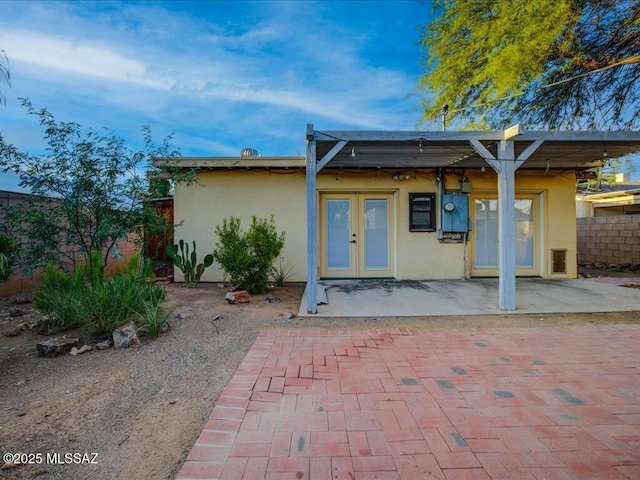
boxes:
[166,240,214,287]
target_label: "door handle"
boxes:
[350,240,357,243]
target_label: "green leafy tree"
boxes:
[418,0,640,130]
[0,99,181,275]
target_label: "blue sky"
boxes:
[2,1,637,193]
[0,0,435,191]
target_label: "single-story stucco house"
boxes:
[155,125,640,313]
[576,173,640,217]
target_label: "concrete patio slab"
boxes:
[176,325,640,480]
[298,278,640,317]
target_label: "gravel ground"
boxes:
[1,280,639,480]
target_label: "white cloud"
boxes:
[1,0,421,131]
[0,0,425,163]
[0,29,173,90]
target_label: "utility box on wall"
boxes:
[441,193,470,232]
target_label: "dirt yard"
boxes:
[1,281,639,480]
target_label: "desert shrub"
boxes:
[34,263,87,332]
[35,253,166,337]
[136,301,171,340]
[0,233,16,283]
[213,215,285,294]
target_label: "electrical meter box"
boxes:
[441,193,470,232]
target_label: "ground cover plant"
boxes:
[35,253,165,337]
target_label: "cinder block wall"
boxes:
[1,190,138,297]
[577,215,640,264]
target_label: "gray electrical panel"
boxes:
[441,193,470,232]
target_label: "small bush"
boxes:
[34,263,87,333]
[35,253,166,337]
[213,215,285,294]
[136,301,171,340]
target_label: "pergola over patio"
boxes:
[305,124,640,313]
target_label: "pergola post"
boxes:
[305,124,318,313]
[471,131,543,311]
[495,140,517,310]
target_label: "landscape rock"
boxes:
[70,345,93,355]
[284,311,296,320]
[264,293,281,304]
[112,322,140,349]
[9,307,25,317]
[4,323,30,337]
[37,337,80,357]
[4,329,21,337]
[14,293,32,304]
[95,339,112,350]
[225,290,251,304]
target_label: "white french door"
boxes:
[320,193,395,278]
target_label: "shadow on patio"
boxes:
[299,277,640,317]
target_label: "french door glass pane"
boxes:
[364,199,388,269]
[475,198,535,269]
[474,199,498,268]
[327,199,350,269]
[515,199,534,268]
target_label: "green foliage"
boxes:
[213,216,285,294]
[166,239,214,287]
[271,257,295,287]
[0,99,182,275]
[135,301,171,340]
[34,263,86,333]
[578,156,637,190]
[34,254,166,337]
[0,233,16,283]
[418,0,640,130]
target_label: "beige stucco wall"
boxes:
[317,171,463,280]
[173,171,307,283]
[173,167,578,283]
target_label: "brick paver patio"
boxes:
[176,325,640,479]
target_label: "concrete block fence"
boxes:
[577,215,640,265]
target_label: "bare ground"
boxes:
[1,280,639,480]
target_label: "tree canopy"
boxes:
[0,99,181,274]
[418,0,640,130]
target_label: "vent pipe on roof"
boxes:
[241,148,260,158]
